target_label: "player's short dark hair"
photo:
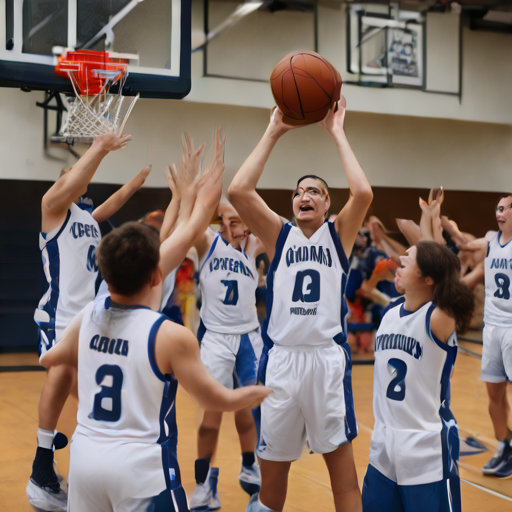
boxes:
[97,222,160,296]
[296,175,329,191]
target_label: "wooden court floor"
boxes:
[1,347,511,512]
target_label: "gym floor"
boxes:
[1,341,511,511]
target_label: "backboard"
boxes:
[0,0,191,99]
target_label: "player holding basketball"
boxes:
[28,133,161,510]
[362,241,474,512]
[190,201,265,511]
[229,100,373,512]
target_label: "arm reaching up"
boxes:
[160,165,181,242]
[42,133,132,233]
[159,128,226,279]
[228,108,294,259]
[319,99,373,256]
[92,165,152,223]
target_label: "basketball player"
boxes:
[362,241,474,512]
[476,194,512,478]
[39,220,271,512]
[28,132,157,510]
[229,100,373,512]
[189,200,265,511]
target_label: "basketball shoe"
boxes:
[239,460,261,495]
[190,467,221,511]
[246,493,277,512]
[482,440,512,475]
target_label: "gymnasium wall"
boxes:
[0,88,510,193]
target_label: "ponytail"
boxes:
[416,241,474,333]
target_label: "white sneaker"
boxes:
[190,467,221,511]
[246,493,276,512]
[239,461,261,496]
[26,478,68,512]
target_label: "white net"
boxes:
[57,68,138,143]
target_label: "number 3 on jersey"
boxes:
[386,358,407,401]
[91,364,123,422]
[292,269,320,303]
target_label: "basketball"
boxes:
[270,51,342,125]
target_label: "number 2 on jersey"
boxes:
[92,364,123,422]
[221,280,239,305]
[386,358,407,401]
[494,273,511,300]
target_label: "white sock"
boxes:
[37,428,54,450]
[258,498,275,512]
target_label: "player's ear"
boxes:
[151,267,162,288]
[424,276,434,286]
[324,192,331,212]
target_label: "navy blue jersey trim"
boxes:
[383,296,405,316]
[334,273,349,345]
[148,315,168,382]
[104,297,152,311]
[200,235,220,272]
[341,343,358,442]
[498,231,512,248]
[399,303,418,318]
[486,241,490,257]
[45,209,72,244]
[197,318,207,343]
[262,223,292,350]
[425,303,458,355]
[327,221,349,274]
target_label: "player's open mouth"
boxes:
[299,206,314,212]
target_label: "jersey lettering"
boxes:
[494,272,511,300]
[209,257,254,278]
[90,334,129,356]
[286,245,332,268]
[91,364,123,422]
[70,222,100,239]
[386,358,407,401]
[292,269,320,303]
[375,333,423,360]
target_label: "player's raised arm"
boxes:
[228,108,296,259]
[318,99,373,256]
[158,129,225,279]
[41,133,131,233]
[92,165,151,223]
[155,321,271,412]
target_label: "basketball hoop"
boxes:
[51,50,139,144]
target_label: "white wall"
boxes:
[1,86,511,193]
[187,1,512,125]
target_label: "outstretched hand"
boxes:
[267,107,301,137]
[197,127,226,208]
[93,132,132,152]
[318,95,347,135]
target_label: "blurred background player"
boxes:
[362,241,474,512]
[229,99,373,512]
[39,220,271,512]
[28,133,157,510]
[189,199,265,511]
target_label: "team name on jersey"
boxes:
[290,306,317,316]
[286,245,332,268]
[209,257,254,278]
[70,222,100,239]
[375,333,423,360]
[489,258,512,270]
[89,334,129,356]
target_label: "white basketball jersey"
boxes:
[75,297,177,497]
[199,235,259,334]
[370,298,458,485]
[265,222,349,348]
[484,232,512,327]
[35,203,100,343]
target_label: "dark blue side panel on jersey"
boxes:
[327,221,349,273]
[341,343,358,442]
[148,315,168,382]
[36,209,72,353]
[199,235,220,272]
[197,319,207,344]
[261,223,292,350]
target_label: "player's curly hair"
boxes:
[98,222,160,296]
[416,241,474,333]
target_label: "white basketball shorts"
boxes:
[257,341,357,461]
[481,324,512,383]
[68,432,182,512]
[199,327,263,389]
